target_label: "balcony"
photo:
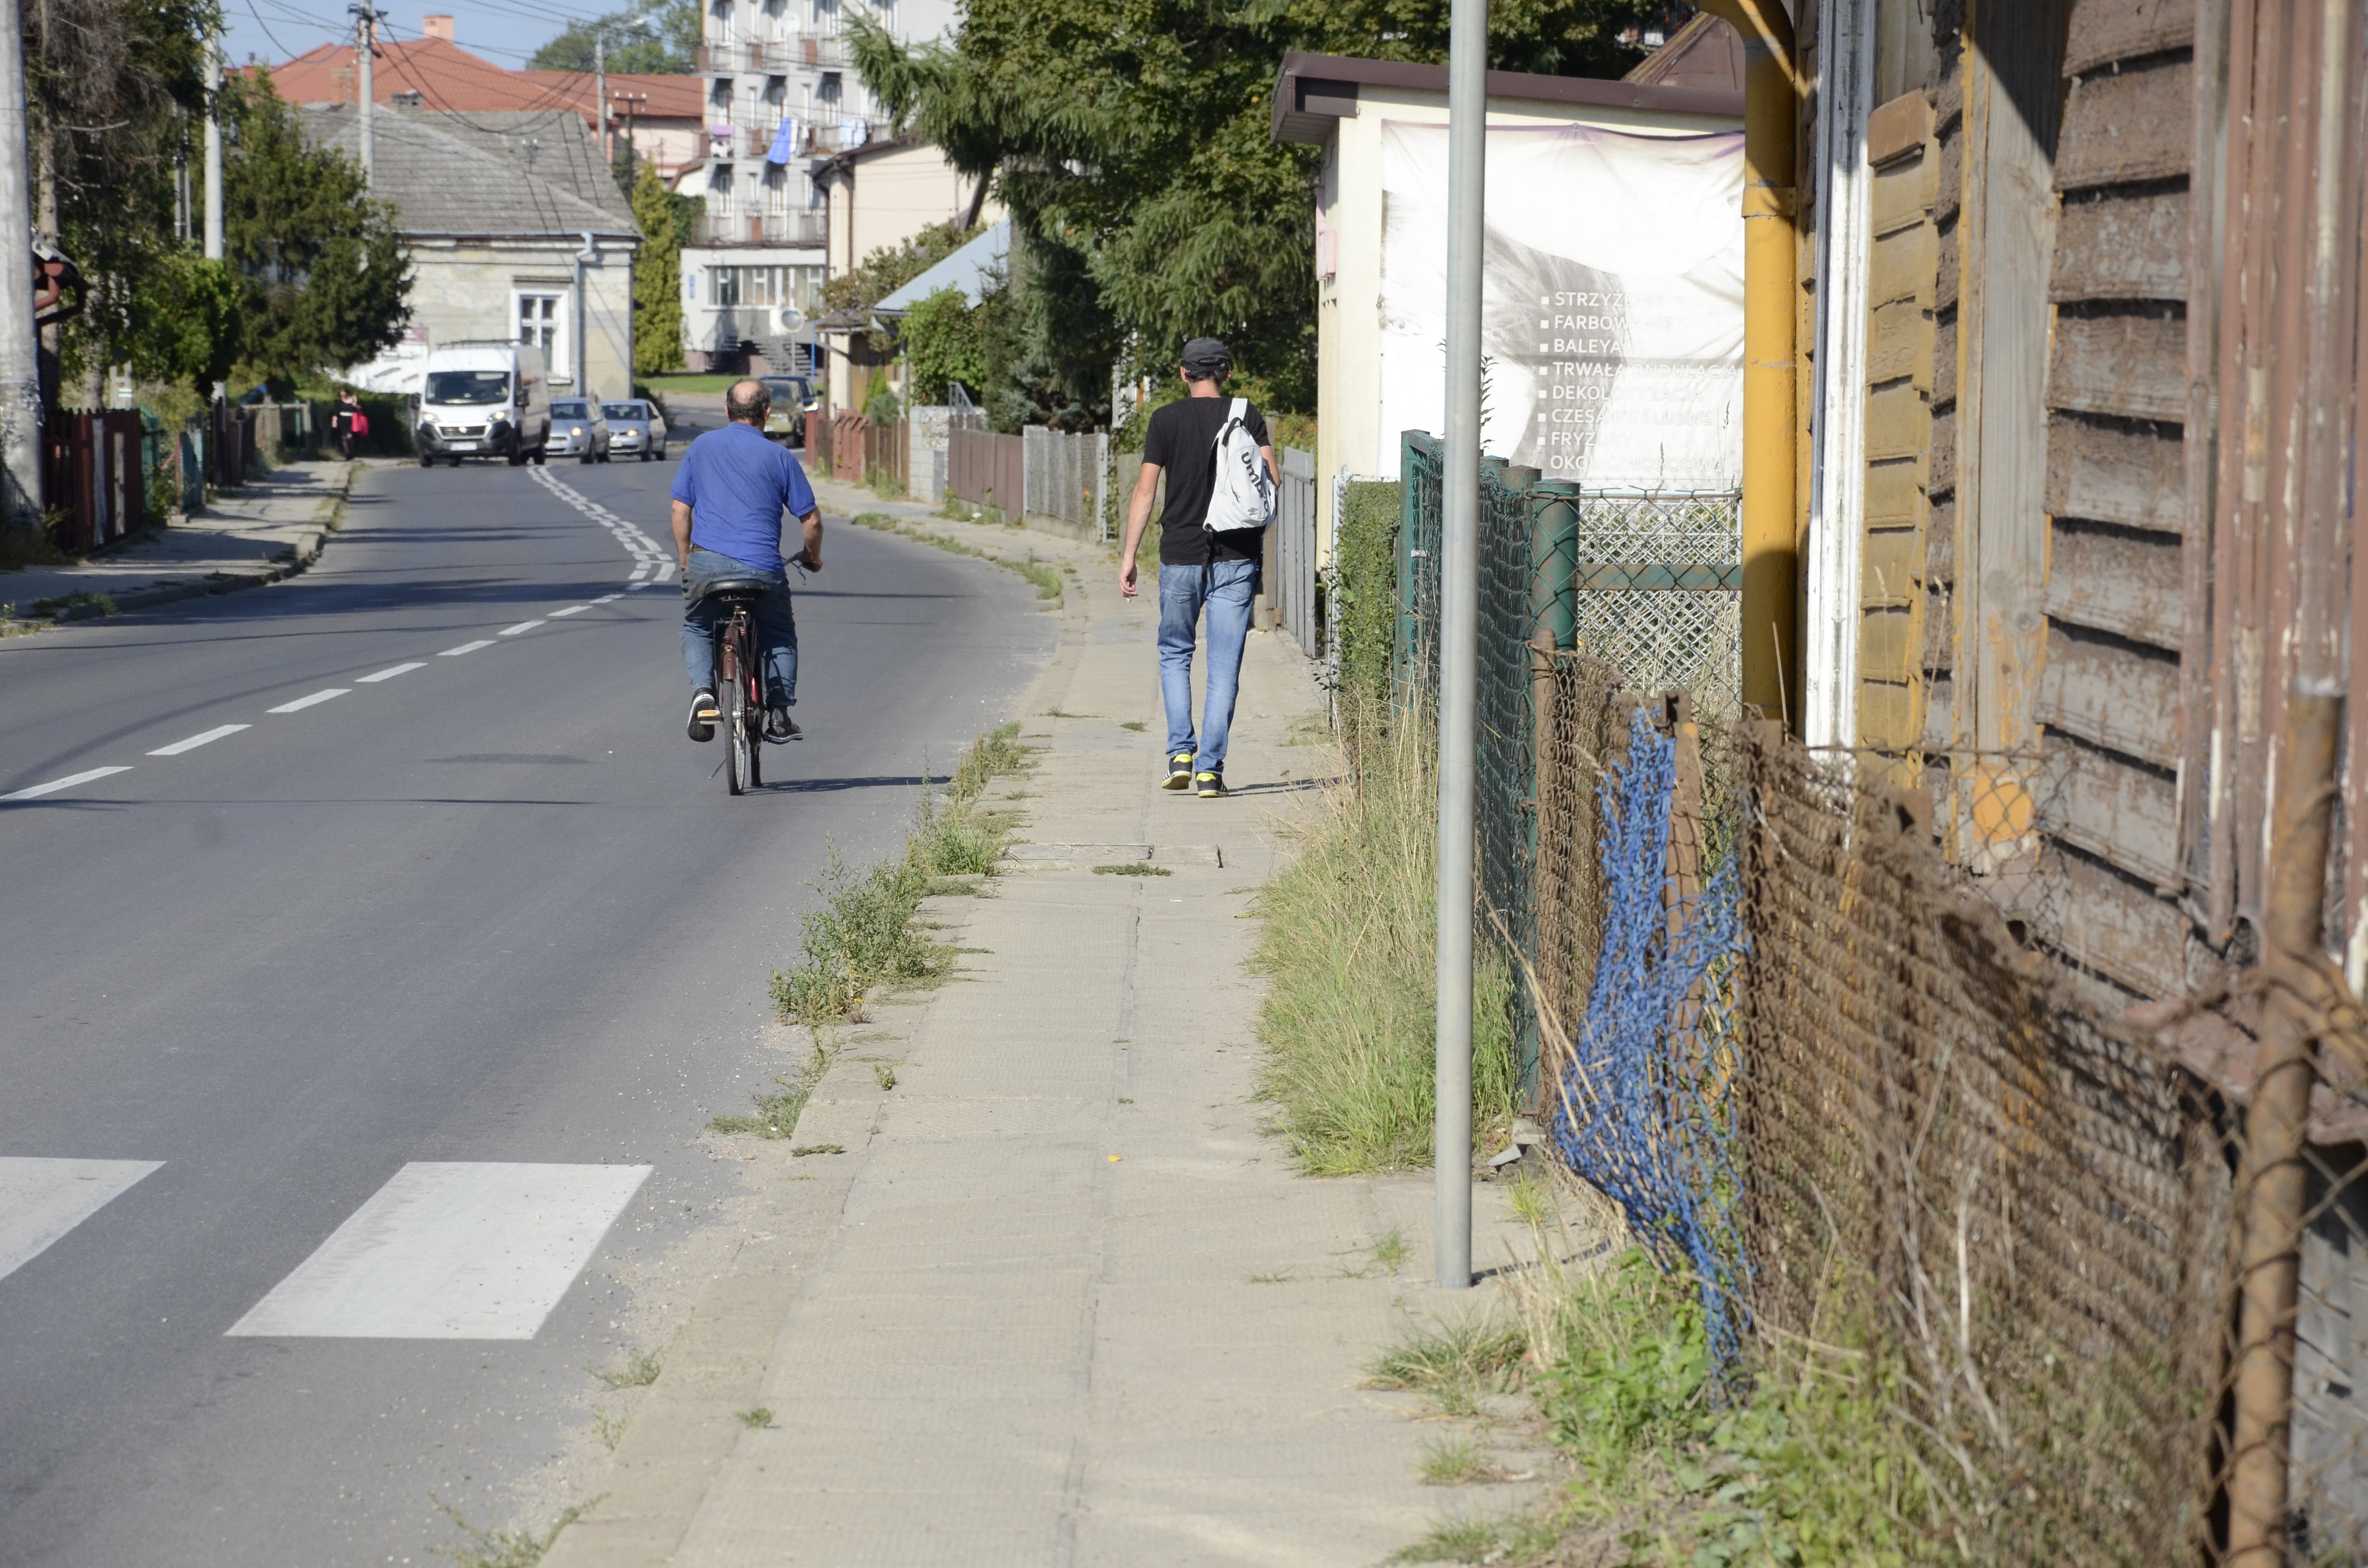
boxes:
[694,35,846,73]
[692,212,828,248]
[703,119,876,161]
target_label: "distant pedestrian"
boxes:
[1117,337,1280,798]
[332,389,363,459]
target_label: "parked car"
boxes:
[759,376,815,446]
[549,399,610,463]
[415,343,551,466]
[601,399,668,461]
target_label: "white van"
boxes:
[415,343,553,467]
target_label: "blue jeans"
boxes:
[681,546,798,705]
[1159,558,1257,774]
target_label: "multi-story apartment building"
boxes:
[678,0,961,373]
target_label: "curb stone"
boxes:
[5,461,359,633]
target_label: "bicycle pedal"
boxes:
[696,706,719,720]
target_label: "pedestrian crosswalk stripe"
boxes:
[225,1162,651,1340]
[0,1158,163,1284]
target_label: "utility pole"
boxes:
[573,231,597,395]
[593,32,607,167]
[204,35,223,260]
[0,0,40,526]
[349,3,382,189]
[1432,0,1486,1293]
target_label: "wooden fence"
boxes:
[949,425,1024,516]
[41,410,147,553]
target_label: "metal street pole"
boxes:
[574,231,597,395]
[593,33,606,167]
[203,37,223,261]
[0,0,37,526]
[1433,0,1487,1293]
[351,3,379,189]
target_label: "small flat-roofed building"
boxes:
[1271,51,1743,550]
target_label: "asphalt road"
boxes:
[0,447,1053,1565]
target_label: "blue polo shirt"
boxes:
[668,422,818,575]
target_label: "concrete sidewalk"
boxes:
[542,498,1542,1567]
[0,459,364,630]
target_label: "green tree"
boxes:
[848,0,1663,419]
[821,220,980,317]
[900,286,990,403]
[220,76,411,387]
[630,161,685,377]
[132,252,246,390]
[531,0,699,73]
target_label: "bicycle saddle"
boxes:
[697,576,774,603]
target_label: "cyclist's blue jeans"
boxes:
[1158,558,1257,774]
[681,546,798,705]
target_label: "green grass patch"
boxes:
[1251,697,1517,1173]
[1093,863,1172,877]
[431,1498,596,1568]
[0,525,76,572]
[768,725,1031,1029]
[707,1078,814,1139]
[588,1348,663,1389]
[1365,1316,1528,1420]
[640,372,742,394]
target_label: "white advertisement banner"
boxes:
[1378,121,1745,491]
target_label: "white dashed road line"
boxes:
[357,662,425,683]
[591,594,622,604]
[0,1158,163,1283]
[546,605,587,618]
[529,467,675,584]
[498,621,545,637]
[1,765,134,802]
[226,1161,653,1339]
[266,689,350,714]
[439,640,494,657]
[148,724,250,757]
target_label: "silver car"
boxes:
[550,399,610,463]
[603,400,669,461]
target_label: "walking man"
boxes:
[1119,339,1280,796]
[671,379,823,744]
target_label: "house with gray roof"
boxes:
[302,104,642,398]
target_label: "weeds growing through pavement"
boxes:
[1418,1436,1502,1486]
[849,511,1060,603]
[1370,1228,1409,1274]
[735,1407,773,1428]
[769,725,1031,1030]
[1093,863,1172,877]
[1364,1317,1527,1420]
[591,1407,629,1450]
[874,1064,897,1090]
[588,1348,663,1389]
[1251,695,1517,1173]
[707,1076,814,1139]
[430,1497,596,1568]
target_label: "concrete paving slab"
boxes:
[542,503,1542,1568]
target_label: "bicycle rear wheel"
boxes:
[728,684,751,795]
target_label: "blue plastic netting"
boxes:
[1550,707,1749,1369]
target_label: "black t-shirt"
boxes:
[1142,395,1270,566]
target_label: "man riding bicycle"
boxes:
[671,379,823,744]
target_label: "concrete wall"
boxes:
[1312,84,1737,561]
[402,235,638,401]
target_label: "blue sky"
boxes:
[224,0,604,72]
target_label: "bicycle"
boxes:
[699,576,773,795]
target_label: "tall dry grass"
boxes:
[1251,697,1518,1175]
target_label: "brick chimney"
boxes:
[421,14,453,40]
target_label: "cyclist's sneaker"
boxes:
[1195,770,1228,798]
[1162,751,1194,790]
[687,688,718,743]
[765,705,800,743]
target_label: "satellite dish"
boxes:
[776,306,805,333]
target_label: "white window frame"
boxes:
[513,290,569,380]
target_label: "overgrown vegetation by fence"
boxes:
[1283,433,2368,1564]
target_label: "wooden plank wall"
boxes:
[2035,0,2195,1000]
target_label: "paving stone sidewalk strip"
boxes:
[544,480,1546,1568]
[0,459,367,630]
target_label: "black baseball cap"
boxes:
[1180,337,1233,377]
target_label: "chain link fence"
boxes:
[1387,422,2368,1560]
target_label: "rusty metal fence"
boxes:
[1379,416,2368,1559]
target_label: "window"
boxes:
[764,164,790,215]
[711,0,734,42]
[424,370,508,406]
[710,267,743,308]
[817,71,841,107]
[516,292,565,376]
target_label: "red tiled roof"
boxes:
[267,37,700,125]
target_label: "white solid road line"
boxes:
[1,765,134,803]
[0,1158,163,1283]
[148,724,250,757]
[357,662,426,683]
[439,640,494,657]
[266,689,350,714]
[498,620,545,636]
[227,1161,652,1339]
[546,606,587,618]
